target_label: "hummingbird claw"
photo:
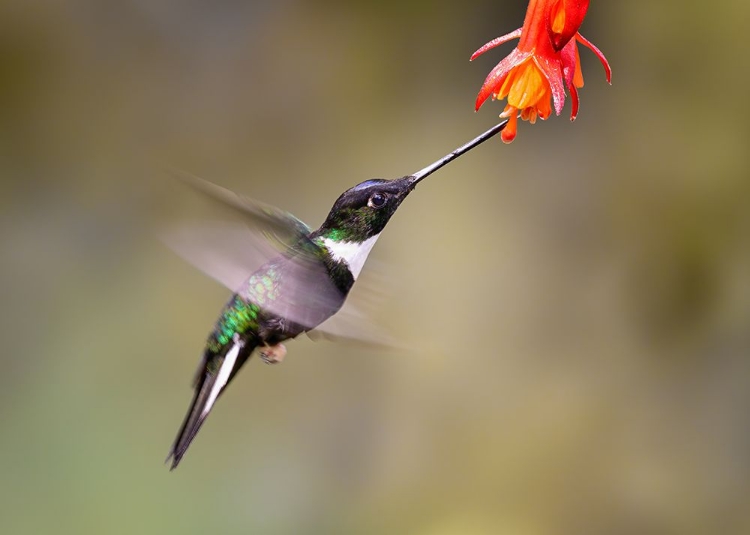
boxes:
[259,343,287,364]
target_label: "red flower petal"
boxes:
[560,38,578,87]
[533,54,566,115]
[470,28,523,61]
[566,78,579,120]
[475,48,531,111]
[576,32,612,83]
[548,0,590,50]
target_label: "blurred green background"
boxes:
[1,1,749,534]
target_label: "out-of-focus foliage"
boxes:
[1,1,748,534]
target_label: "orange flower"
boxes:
[472,0,611,143]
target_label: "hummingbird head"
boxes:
[316,120,510,244]
[313,121,507,278]
[317,176,414,243]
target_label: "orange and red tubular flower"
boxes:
[472,0,611,143]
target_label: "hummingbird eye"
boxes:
[368,192,387,208]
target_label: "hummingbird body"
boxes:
[166,122,508,469]
[169,241,351,466]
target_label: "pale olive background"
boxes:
[1,1,749,534]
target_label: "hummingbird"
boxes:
[164,121,508,469]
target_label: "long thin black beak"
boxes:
[407,120,508,187]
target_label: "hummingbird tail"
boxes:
[166,336,254,470]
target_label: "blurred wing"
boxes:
[308,263,403,350]
[163,221,347,330]
[160,221,278,291]
[309,302,401,350]
[161,170,313,290]
[167,168,312,252]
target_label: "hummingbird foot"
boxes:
[259,343,287,365]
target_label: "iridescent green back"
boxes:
[206,294,261,353]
